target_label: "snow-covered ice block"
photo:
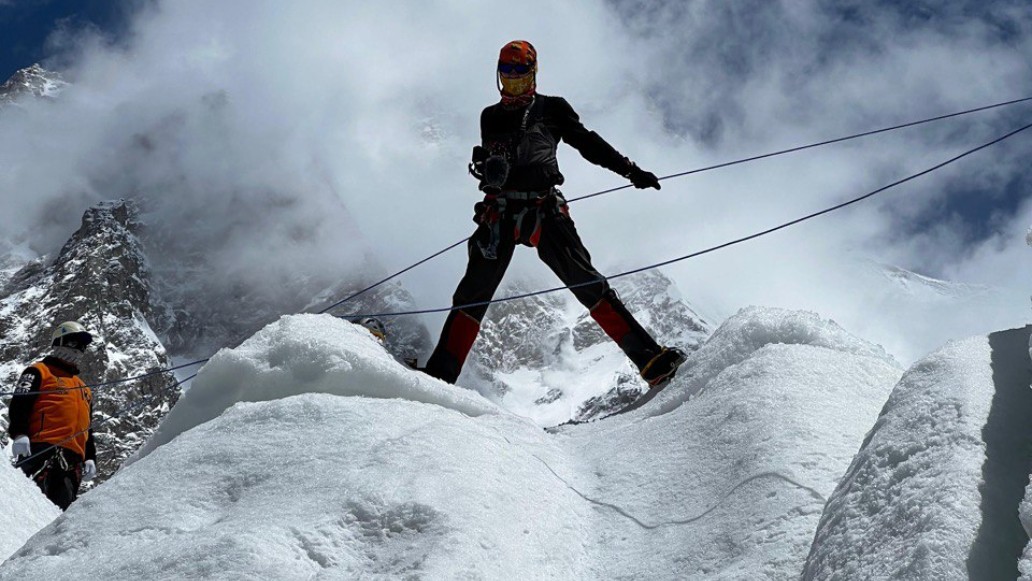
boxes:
[0,394,592,579]
[804,335,1005,580]
[645,306,898,418]
[0,456,60,562]
[132,314,497,462]
[1021,483,1032,580]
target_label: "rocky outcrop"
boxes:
[463,270,712,424]
[0,200,179,481]
[0,64,66,107]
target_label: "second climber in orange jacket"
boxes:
[7,321,97,510]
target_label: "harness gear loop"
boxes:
[474,187,569,258]
[29,453,55,481]
[476,197,506,259]
[55,447,71,471]
[27,447,71,492]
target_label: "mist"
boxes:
[0,0,1029,363]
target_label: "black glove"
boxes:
[480,155,509,194]
[625,161,661,190]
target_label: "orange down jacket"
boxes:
[24,361,92,458]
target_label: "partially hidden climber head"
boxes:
[498,40,537,106]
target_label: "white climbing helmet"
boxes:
[51,321,93,351]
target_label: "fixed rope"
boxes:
[10,371,198,469]
[337,119,1032,319]
[2,97,1029,396]
[321,95,1032,309]
[0,357,207,398]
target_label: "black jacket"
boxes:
[480,95,633,192]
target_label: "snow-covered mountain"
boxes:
[463,271,711,425]
[834,260,1031,364]
[0,200,179,480]
[0,64,66,107]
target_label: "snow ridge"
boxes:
[0,460,59,561]
[802,330,1032,580]
[131,314,495,464]
[641,305,897,418]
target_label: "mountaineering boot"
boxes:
[640,347,687,387]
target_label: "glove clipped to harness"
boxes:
[12,435,30,458]
[623,159,661,190]
[82,460,97,482]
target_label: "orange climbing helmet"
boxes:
[497,40,537,102]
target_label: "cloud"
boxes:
[0,0,1029,362]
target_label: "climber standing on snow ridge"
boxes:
[423,40,686,388]
[7,321,98,510]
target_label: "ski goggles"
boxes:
[498,62,534,75]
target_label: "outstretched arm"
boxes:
[554,97,661,189]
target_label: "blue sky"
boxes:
[0,0,132,80]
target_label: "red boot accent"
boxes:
[590,298,632,343]
[445,310,481,367]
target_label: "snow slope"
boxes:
[555,307,902,579]
[1,315,593,579]
[0,307,903,579]
[0,458,60,562]
[2,396,597,579]
[805,326,1032,580]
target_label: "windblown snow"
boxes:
[0,308,913,579]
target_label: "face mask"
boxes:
[499,72,536,98]
[51,345,86,368]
